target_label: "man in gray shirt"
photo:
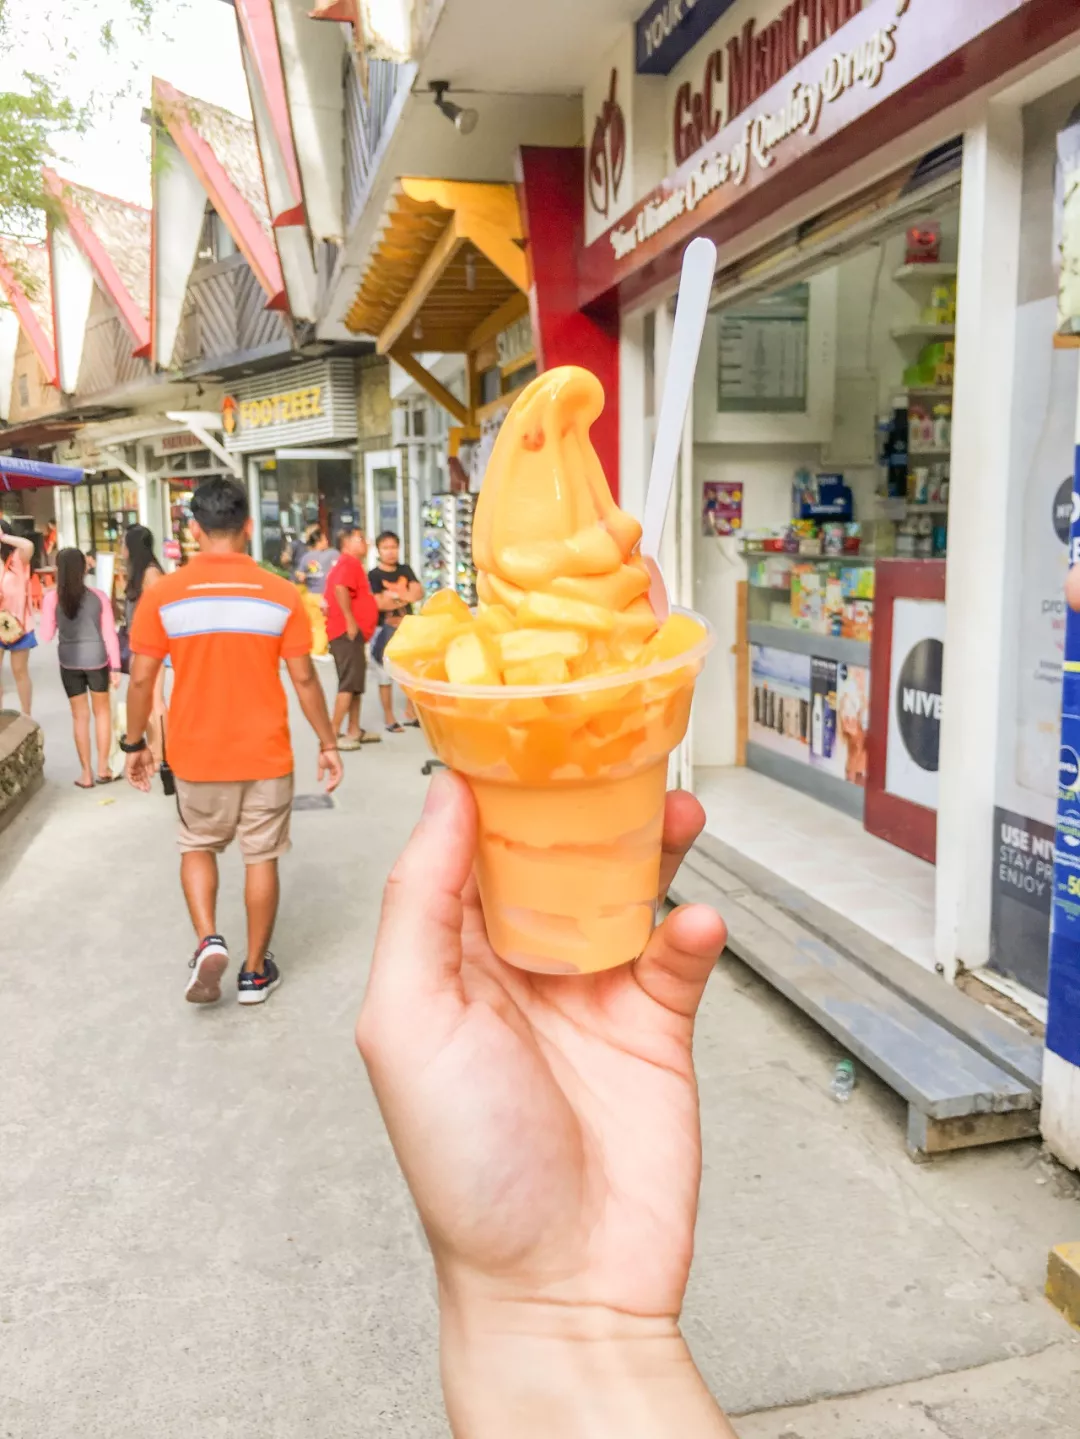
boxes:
[295,527,338,597]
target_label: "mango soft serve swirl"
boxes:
[387,366,705,699]
[385,366,710,975]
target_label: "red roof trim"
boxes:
[154,78,286,310]
[42,169,151,358]
[234,0,307,230]
[0,247,57,385]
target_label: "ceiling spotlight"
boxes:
[413,319,424,340]
[431,81,478,136]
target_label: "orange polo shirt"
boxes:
[130,553,312,782]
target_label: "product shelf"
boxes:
[892,263,959,282]
[891,323,956,341]
[747,622,871,668]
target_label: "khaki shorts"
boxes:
[175,775,294,864]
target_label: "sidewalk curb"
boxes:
[1046,1242,1080,1328]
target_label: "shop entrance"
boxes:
[687,164,961,970]
[364,449,405,549]
[255,450,356,570]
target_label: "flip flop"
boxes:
[404,719,421,728]
[95,774,120,785]
[74,779,94,790]
[385,723,404,734]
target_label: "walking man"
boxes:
[368,530,423,732]
[325,527,380,751]
[123,477,344,1006]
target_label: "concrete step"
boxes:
[670,841,1042,1160]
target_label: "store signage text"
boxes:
[636,0,737,76]
[673,0,866,165]
[222,386,324,433]
[156,431,204,455]
[609,15,899,261]
[588,69,627,218]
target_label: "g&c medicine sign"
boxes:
[672,0,867,164]
[223,359,358,453]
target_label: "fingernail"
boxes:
[423,770,454,817]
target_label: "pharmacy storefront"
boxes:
[222,359,360,568]
[525,0,1080,1028]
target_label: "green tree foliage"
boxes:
[0,0,156,240]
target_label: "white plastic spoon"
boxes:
[640,235,718,619]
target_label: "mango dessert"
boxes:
[386,365,713,975]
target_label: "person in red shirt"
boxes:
[123,477,344,1008]
[324,527,379,751]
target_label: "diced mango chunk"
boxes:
[497,628,588,665]
[477,572,526,612]
[422,588,472,622]
[446,630,502,687]
[386,613,463,662]
[638,614,706,663]
[612,595,660,644]
[503,655,570,686]
[474,603,515,637]
[516,591,615,635]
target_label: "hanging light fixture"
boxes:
[464,252,476,292]
[431,81,478,136]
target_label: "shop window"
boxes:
[478,366,501,406]
[197,207,238,264]
[507,361,537,393]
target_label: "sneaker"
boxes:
[185,935,230,1004]
[237,952,282,1006]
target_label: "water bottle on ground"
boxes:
[831,1058,856,1103]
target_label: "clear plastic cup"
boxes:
[388,609,715,975]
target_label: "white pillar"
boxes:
[935,106,1024,980]
[247,458,263,562]
[618,308,648,525]
[1043,364,1080,1172]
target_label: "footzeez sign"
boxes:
[222,359,358,453]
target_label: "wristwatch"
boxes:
[119,734,148,753]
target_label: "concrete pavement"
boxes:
[2,656,1078,1436]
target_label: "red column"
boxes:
[516,146,620,500]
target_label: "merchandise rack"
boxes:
[421,492,477,606]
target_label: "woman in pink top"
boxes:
[38,548,122,788]
[0,518,36,715]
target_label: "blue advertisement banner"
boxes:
[635,0,737,75]
[1048,441,1080,1067]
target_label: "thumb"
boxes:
[368,770,477,1010]
[632,904,727,1022]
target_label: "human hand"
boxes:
[318,745,344,793]
[124,747,155,793]
[346,622,359,642]
[358,773,731,1433]
[110,671,121,690]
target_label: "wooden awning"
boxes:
[344,178,530,359]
